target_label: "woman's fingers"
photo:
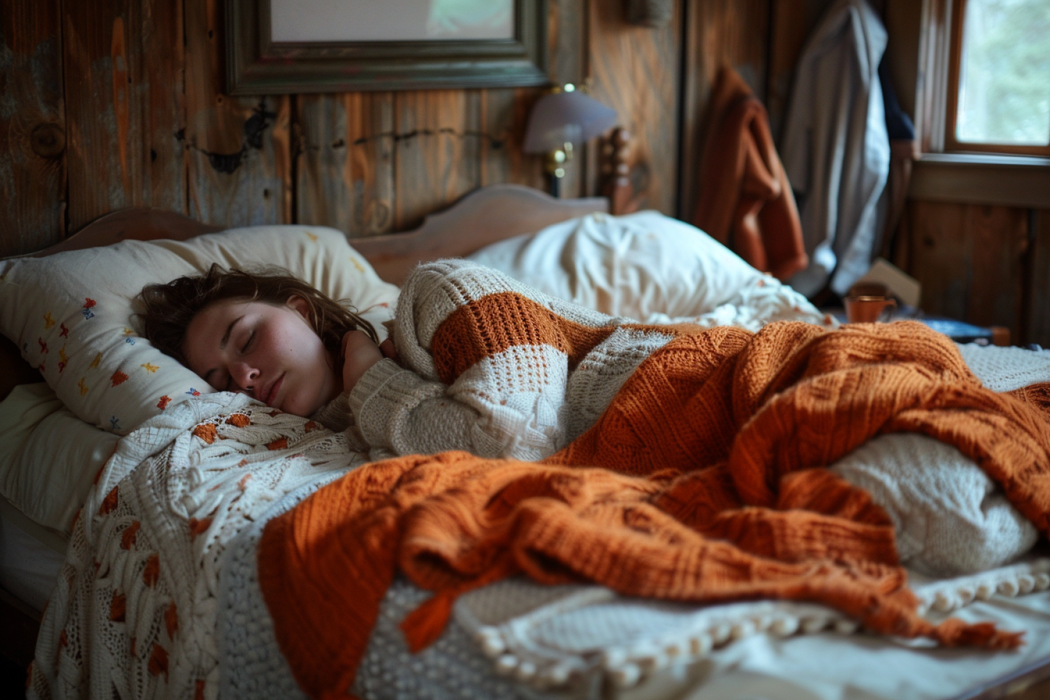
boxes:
[379,338,400,364]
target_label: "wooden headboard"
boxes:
[0,184,608,402]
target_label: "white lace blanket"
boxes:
[28,393,364,700]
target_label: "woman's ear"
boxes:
[286,295,311,320]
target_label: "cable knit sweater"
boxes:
[338,259,681,461]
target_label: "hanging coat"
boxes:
[780,0,891,298]
[691,66,808,281]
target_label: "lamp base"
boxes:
[549,175,561,198]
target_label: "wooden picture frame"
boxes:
[225,0,550,95]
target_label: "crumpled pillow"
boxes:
[467,210,827,327]
[0,383,116,532]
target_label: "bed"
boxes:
[2,183,1050,700]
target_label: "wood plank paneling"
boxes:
[478,88,546,190]
[549,0,586,90]
[766,0,835,141]
[296,93,396,237]
[546,0,585,197]
[1026,210,1050,348]
[905,200,971,320]
[62,0,184,232]
[966,204,1027,332]
[587,0,681,215]
[905,200,1028,341]
[392,90,481,231]
[679,0,770,221]
[0,0,66,257]
[184,0,289,226]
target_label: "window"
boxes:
[945,0,1050,155]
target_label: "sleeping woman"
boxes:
[140,258,660,461]
[140,258,1046,578]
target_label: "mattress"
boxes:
[0,496,66,613]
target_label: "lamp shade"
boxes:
[522,90,618,154]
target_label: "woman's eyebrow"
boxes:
[220,315,244,350]
[203,315,244,385]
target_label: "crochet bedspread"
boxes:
[27,393,366,700]
[258,320,1050,700]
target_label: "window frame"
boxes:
[902,0,1050,209]
[943,0,1050,156]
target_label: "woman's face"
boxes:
[182,296,340,417]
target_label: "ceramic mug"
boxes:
[844,282,897,323]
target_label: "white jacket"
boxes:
[780,0,890,298]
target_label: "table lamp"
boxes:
[523,84,618,197]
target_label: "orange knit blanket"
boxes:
[258,321,1050,700]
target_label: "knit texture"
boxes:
[27,393,365,700]
[257,262,1050,700]
[346,260,676,461]
[831,434,1038,576]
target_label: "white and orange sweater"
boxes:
[339,259,682,461]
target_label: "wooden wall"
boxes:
[881,0,1050,347]
[3,0,1047,345]
[1,0,693,257]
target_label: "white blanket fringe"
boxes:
[454,558,1050,692]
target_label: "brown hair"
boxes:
[138,264,378,368]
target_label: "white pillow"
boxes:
[0,383,116,532]
[0,226,399,435]
[467,211,805,323]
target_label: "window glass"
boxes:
[955,0,1050,146]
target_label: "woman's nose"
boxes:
[231,362,260,392]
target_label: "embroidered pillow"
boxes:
[0,225,399,435]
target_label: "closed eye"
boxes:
[242,330,255,353]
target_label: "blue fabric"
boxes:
[879,57,915,141]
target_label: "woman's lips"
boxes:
[264,375,284,407]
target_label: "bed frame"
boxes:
[2,183,1049,700]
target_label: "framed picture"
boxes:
[225,0,550,95]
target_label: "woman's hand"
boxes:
[340,330,384,394]
[378,337,400,363]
